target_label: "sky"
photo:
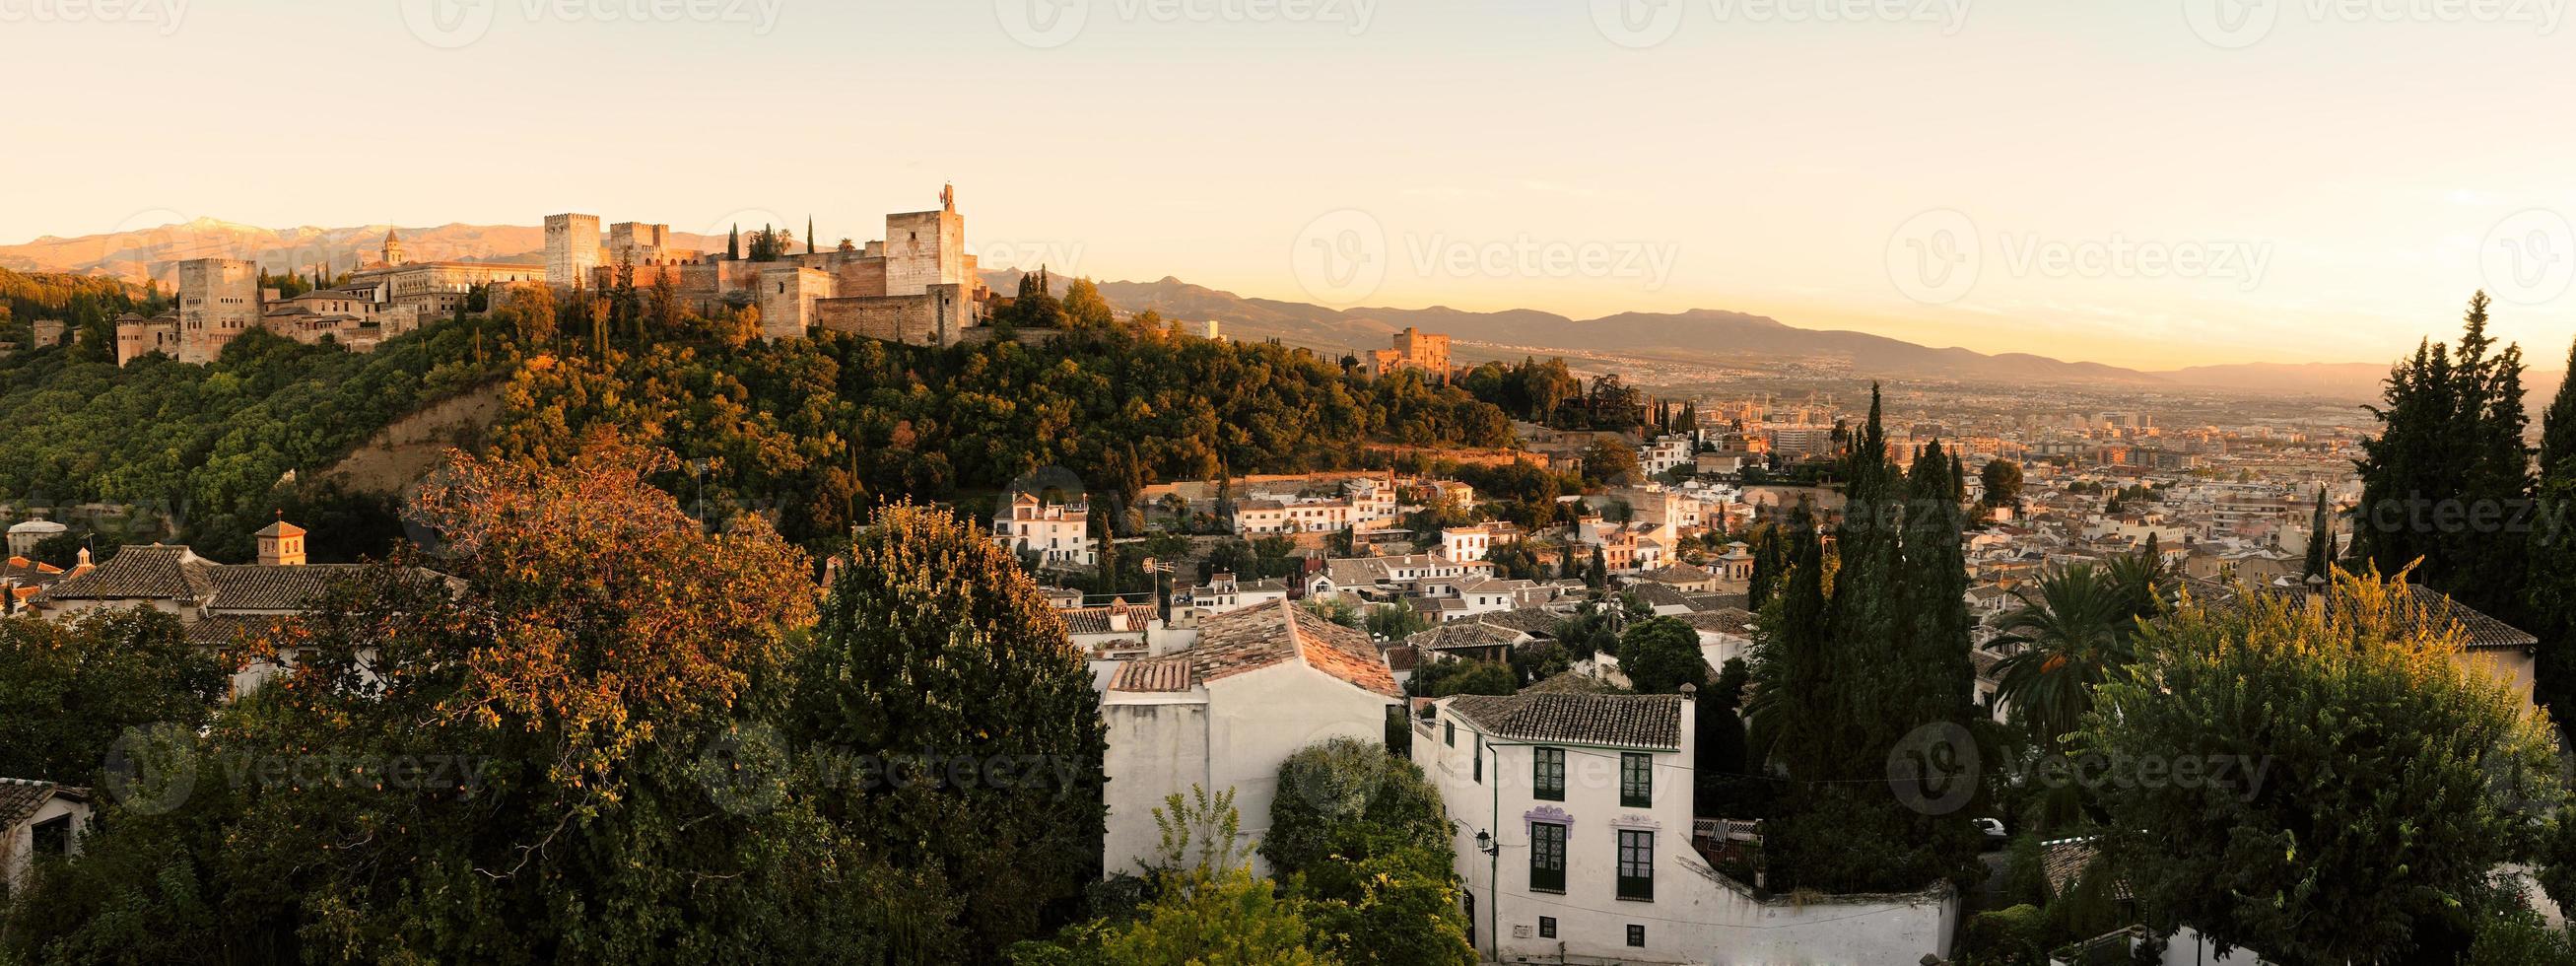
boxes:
[5,0,2575,370]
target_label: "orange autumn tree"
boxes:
[7,430,971,964]
[407,429,815,802]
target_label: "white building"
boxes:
[1,778,90,897]
[1173,572,1292,619]
[1442,525,1496,563]
[1640,434,1697,478]
[1414,690,1956,964]
[1308,553,1497,602]
[5,518,66,558]
[1100,599,1401,878]
[991,493,1096,567]
[1231,478,1400,536]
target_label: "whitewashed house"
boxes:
[1,778,90,897]
[1414,690,1956,965]
[991,493,1095,567]
[1173,572,1292,619]
[1100,599,1401,878]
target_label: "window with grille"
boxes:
[1533,748,1565,800]
[1616,829,1654,901]
[1620,753,1652,807]
[1528,821,1566,893]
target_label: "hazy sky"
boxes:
[6,0,2575,369]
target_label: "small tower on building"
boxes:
[255,516,307,567]
[381,228,407,267]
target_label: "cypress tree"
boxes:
[2304,485,2333,581]
[2543,336,2576,473]
[727,224,740,261]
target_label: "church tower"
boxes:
[381,228,407,267]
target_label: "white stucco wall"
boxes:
[1101,663,1394,879]
[1,794,90,896]
[1415,699,1955,966]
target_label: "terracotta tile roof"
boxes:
[38,546,214,601]
[1109,656,1193,692]
[1475,606,1569,636]
[1445,692,1683,749]
[1522,670,1623,695]
[1060,606,1116,635]
[1636,563,1715,585]
[0,777,85,829]
[1109,599,1399,698]
[1678,607,1756,637]
[2041,837,2133,901]
[2184,578,2540,651]
[206,565,363,612]
[1627,583,1695,609]
[186,612,288,647]
[1686,592,1750,613]
[1405,621,1525,652]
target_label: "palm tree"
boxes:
[1990,564,2135,755]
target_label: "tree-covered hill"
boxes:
[0,275,1519,564]
[0,321,503,561]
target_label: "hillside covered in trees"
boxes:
[0,273,1518,562]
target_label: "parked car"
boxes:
[1972,817,2008,846]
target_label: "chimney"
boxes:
[255,515,307,567]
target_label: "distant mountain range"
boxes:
[0,218,731,287]
[0,218,2499,403]
[1047,275,2481,402]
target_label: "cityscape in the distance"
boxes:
[4,3,2575,965]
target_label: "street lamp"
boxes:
[1474,830,1498,857]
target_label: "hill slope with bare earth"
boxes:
[316,382,506,496]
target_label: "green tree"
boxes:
[1978,457,2023,511]
[1410,659,1517,698]
[1581,438,1639,486]
[5,433,941,964]
[2303,485,2335,581]
[787,502,1110,957]
[0,609,225,784]
[1619,616,1709,695]
[1747,387,1982,894]
[2080,569,2564,965]
[1988,564,2135,755]
[2353,292,2532,627]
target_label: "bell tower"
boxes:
[381,228,407,266]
